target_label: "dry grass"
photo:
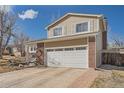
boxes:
[0,66,17,73]
[0,56,25,73]
[91,65,124,88]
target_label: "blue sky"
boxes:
[12,5,124,42]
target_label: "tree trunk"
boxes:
[3,35,11,53]
[0,15,3,59]
[0,6,17,59]
[0,42,2,59]
[0,35,3,59]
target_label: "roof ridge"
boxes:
[45,13,103,30]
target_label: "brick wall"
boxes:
[88,36,96,68]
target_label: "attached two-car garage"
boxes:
[46,46,88,68]
[27,36,96,68]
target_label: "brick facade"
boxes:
[88,36,96,68]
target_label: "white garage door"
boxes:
[46,46,88,68]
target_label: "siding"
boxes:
[45,38,87,48]
[48,16,99,38]
[99,19,107,49]
[96,32,102,67]
[95,19,107,67]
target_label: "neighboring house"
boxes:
[26,44,37,54]
[25,13,107,69]
[25,43,37,58]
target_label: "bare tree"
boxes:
[0,6,16,59]
[108,25,124,48]
[13,31,30,57]
[112,38,124,48]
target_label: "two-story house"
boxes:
[25,13,107,69]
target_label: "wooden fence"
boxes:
[101,50,124,66]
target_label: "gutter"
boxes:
[25,31,99,45]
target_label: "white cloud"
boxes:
[18,9,38,20]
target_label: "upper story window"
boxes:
[53,27,62,36]
[76,22,88,33]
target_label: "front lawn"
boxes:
[91,65,124,88]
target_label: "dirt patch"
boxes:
[0,55,34,73]
[91,65,124,88]
[0,66,18,73]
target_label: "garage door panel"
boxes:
[46,46,88,68]
[47,52,63,66]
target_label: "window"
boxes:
[34,46,37,51]
[76,22,88,33]
[30,46,37,52]
[47,49,54,52]
[55,49,63,51]
[65,48,74,51]
[30,47,33,51]
[76,47,86,50]
[53,27,62,36]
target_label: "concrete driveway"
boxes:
[0,67,98,88]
